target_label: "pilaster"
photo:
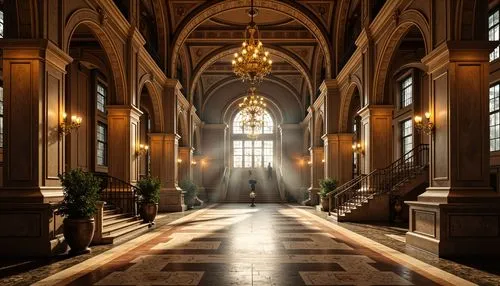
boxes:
[322,133,354,184]
[406,41,500,257]
[149,133,185,212]
[107,105,142,184]
[178,146,193,183]
[0,40,72,256]
[359,105,393,173]
[308,146,324,205]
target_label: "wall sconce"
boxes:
[321,159,325,163]
[177,158,183,163]
[59,112,82,135]
[352,142,364,154]
[191,160,197,165]
[414,112,434,135]
[136,144,149,157]
[307,160,312,165]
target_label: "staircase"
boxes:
[92,173,150,244]
[327,144,429,222]
[224,168,283,203]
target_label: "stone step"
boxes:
[103,212,131,221]
[102,215,138,228]
[102,219,143,236]
[101,223,150,244]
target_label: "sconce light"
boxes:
[177,158,183,163]
[321,159,325,163]
[136,144,149,157]
[59,112,82,135]
[352,142,364,154]
[414,112,434,135]
[307,160,312,165]
[191,160,197,165]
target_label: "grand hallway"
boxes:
[29,204,471,286]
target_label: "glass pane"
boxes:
[264,141,273,148]
[254,141,262,147]
[234,141,242,148]
[244,156,253,168]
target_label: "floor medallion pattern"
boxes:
[35,204,474,286]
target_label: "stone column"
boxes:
[323,134,354,184]
[178,146,193,183]
[149,133,185,212]
[107,106,142,184]
[406,41,500,257]
[0,40,72,256]
[308,146,324,205]
[359,105,393,173]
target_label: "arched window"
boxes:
[232,110,274,168]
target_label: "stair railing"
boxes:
[333,144,429,216]
[327,173,369,216]
[92,173,140,216]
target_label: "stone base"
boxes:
[0,203,68,257]
[406,200,500,257]
[159,187,186,212]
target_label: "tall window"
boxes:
[96,80,108,167]
[97,123,108,166]
[490,84,500,151]
[0,10,4,38]
[96,83,107,113]
[232,110,274,168]
[490,10,500,62]
[400,76,413,108]
[401,119,413,156]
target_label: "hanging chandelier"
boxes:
[232,0,272,85]
[239,87,267,139]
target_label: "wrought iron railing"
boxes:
[93,173,140,216]
[327,173,368,216]
[333,144,429,216]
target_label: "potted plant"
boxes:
[136,176,161,225]
[319,178,338,212]
[58,169,101,255]
[179,179,198,209]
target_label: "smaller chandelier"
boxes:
[239,87,267,139]
[232,0,272,85]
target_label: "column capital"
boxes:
[422,41,497,73]
[165,78,183,90]
[149,133,181,141]
[322,133,354,142]
[358,104,394,118]
[319,79,339,93]
[0,39,73,72]
[107,105,143,120]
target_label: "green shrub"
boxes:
[179,179,198,203]
[58,169,101,219]
[137,176,161,204]
[319,178,338,198]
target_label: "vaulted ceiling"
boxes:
[165,0,337,123]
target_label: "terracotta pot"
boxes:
[320,197,329,212]
[141,203,158,223]
[63,218,95,255]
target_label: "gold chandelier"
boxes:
[239,87,267,139]
[232,0,272,85]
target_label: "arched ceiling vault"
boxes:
[169,0,335,80]
[201,76,303,117]
[190,45,314,101]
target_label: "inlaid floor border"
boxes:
[32,204,219,286]
[288,204,476,286]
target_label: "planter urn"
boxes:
[63,218,95,255]
[142,203,158,226]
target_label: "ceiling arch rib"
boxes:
[190,45,314,100]
[201,76,302,118]
[171,0,332,79]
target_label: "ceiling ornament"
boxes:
[232,0,272,85]
[239,87,267,139]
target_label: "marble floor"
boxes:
[20,204,476,286]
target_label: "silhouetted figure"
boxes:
[267,162,272,179]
